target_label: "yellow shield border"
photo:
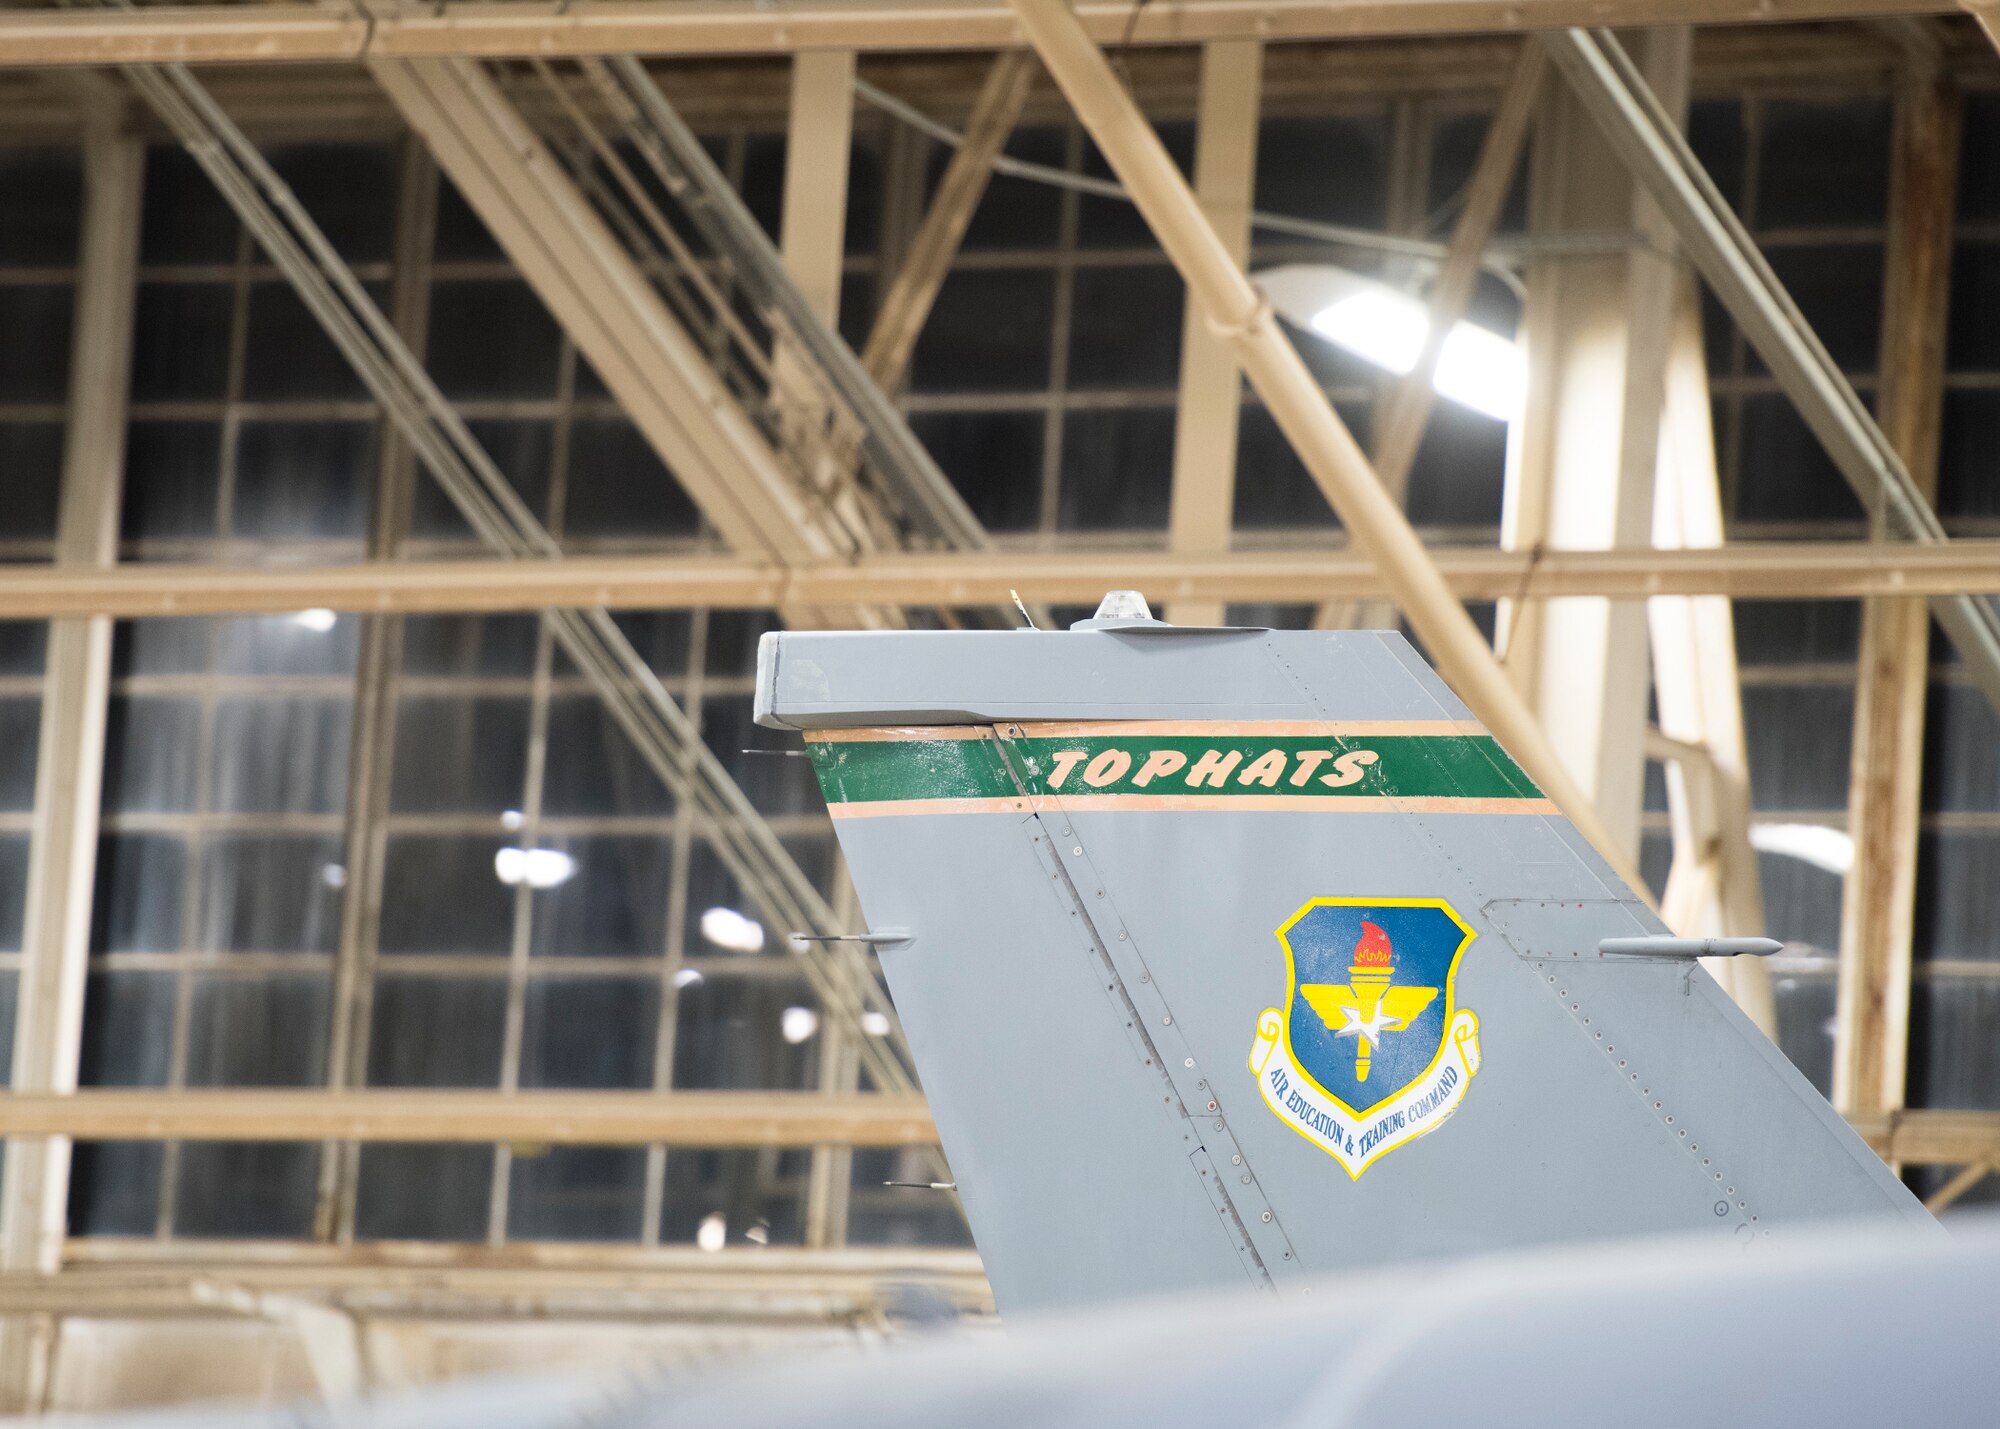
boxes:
[1275,895,1477,1122]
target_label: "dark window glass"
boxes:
[379,836,514,955]
[434,174,504,262]
[122,421,222,543]
[0,150,81,264]
[185,974,330,1087]
[1256,114,1390,233]
[111,616,209,678]
[700,695,822,816]
[1940,390,2000,519]
[233,420,375,541]
[103,697,201,813]
[519,978,659,1088]
[1057,407,1175,532]
[130,283,232,402]
[957,127,1068,252]
[139,147,239,264]
[1909,977,2000,1109]
[1733,394,1866,525]
[1687,100,1748,216]
[90,835,187,953]
[844,130,883,256]
[1758,245,1881,376]
[0,837,25,954]
[1404,405,1509,529]
[409,418,552,541]
[0,285,73,403]
[427,280,562,400]
[268,143,398,264]
[1758,849,1844,955]
[1754,99,1890,228]
[400,614,539,678]
[739,132,786,240]
[1947,242,2000,371]
[0,699,39,811]
[174,1143,318,1238]
[540,696,674,818]
[1922,683,2000,814]
[1731,600,1861,664]
[390,697,531,814]
[609,611,693,674]
[209,697,352,814]
[1959,93,2000,222]
[0,423,62,541]
[367,975,508,1087]
[1233,403,1343,531]
[198,834,345,952]
[1744,684,1855,810]
[217,613,360,677]
[508,1146,647,1242]
[78,971,175,1087]
[704,610,778,679]
[0,623,45,677]
[528,838,670,959]
[68,1143,164,1236]
[355,1145,493,1241]
[1914,833,2000,964]
[241,282,377,401]
[661,1146,809,1247]
[565,419,700,539]
[1066,266,1183,391]
[910,410,1044,533]
[672,974,818,1090]
[908,268,1055,393]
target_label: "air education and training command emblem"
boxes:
[1249,898,1482,1178]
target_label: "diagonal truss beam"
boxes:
[119,58,925,1102]
[1546,26,2000,720]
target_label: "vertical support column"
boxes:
[1164,39,1261,628]
[0,116,144,1414]
[1649,273,1773,1031]
[1833,72,1960,1121]
[779,55,863,1245]
[1501,28,1687,861]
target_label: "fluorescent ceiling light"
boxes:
[1254,262,1527,422]
[1749,822,1853,877]
[292,607,337,634]
[700,906,767,954]
[696,1212,727,1253]
[493,846,576,889]
[781,1006,820,1044]
[860,1011,893,1038]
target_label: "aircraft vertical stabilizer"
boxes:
[754,616,1936,1315]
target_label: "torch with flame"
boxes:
[1301,920,1439,1083]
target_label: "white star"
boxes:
[1334,1003,1396,1049]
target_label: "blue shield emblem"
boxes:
[1249,897,1482,1176]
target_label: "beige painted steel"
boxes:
[369,57,848,569]
[0,120,144,1419]
[1834,71,1960,1123]
[773,49,857,445]
[0,541,1995,619]
[0,0,1955,69]
[0,1092,937,1148]
[1316,38,1542,632]
[1648,277,1773,1034]
[1502,30,1688,864]
[1164,39,1261,628]
[1009,0,1648,895]
[860,53,1036,392]
[1850,1109,2000,1167]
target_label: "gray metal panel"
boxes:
[837,809,1258,1311]
[757,629,1457,729]
[760,624,1936,1317]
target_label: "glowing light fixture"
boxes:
[700,906,767,954]
[493,846,576,889]
[696,1211,727,1252]
[673,967,705,990]
[780,1006,820,1044]
[1254,262,1527,422]
[860,1011,893,1038]
[292,608,338,634]
[1749,822,1853,877]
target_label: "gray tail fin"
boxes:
[755,621,1934,1314]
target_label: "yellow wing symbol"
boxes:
[1298,984,1438,1032]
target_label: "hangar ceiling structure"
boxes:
[0,0,1999,1414]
